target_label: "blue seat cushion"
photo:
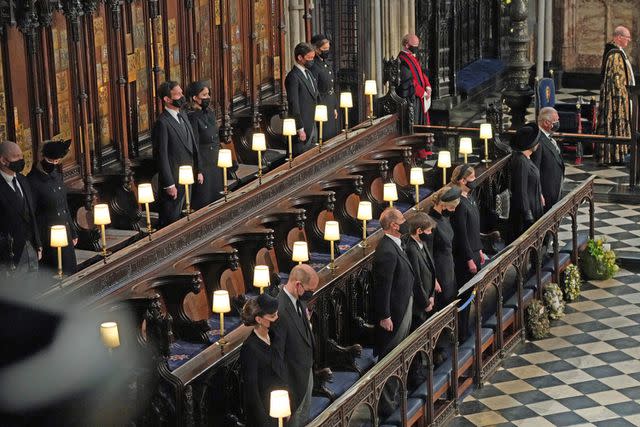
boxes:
[560,231,589,254]
[410,363,450,400]
[395,202,412,213]
[457,59,505,94]
[484,307,515,330]
[366,219,380,234]
[354,347,377,373]
[382,397,424,426]
[278,272,289,283]
[168,340,207,370]
[206,315,242,343]
[458,346,474,369]
[338,234,361,254]
[542,252,571,272]
[504,288,534,309]
[307,396,331,422]
[524,270,552,290]
[310,252,331,271]
[325,371,360,398]
[461,327,494,352]
[418,187,432,201]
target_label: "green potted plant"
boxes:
[580,238,619,280]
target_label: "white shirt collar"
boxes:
[295,63,308,74]
[166,107,181,123]
[540,127,551,138]
[0,169,16,185]
[385,233,403,249]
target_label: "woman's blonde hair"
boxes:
[426,186,460,211]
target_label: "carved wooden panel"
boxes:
[129,2,151,135]
[51,12,73,145]
[230,1,246,99]
[0,38,7,144]
[92,7,114,150]
[255,0,274,87]
[196,0,214,88]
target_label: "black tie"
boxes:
[12,177,23,203]
[305,70,316,92]
[296,300,304,318]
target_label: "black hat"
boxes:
[441,186,461,202]
[42,139,71,160]
[257,293,279,315]
[511,123,540,152]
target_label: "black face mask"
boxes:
[551,121,560,132]
[442,210,453,217]
[398,222,410,235]
[171,96,187,108]
[303,60,313,69]
[41,159,56,174]
[319,50,330,60]
[419,232,433,244]
[199,98,210,110]
[408,45,419,54]
[299,289,314,302]
[6,159,25,173]
[466,180,478,191]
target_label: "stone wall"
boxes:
[554,0,639,72]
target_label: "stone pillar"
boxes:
[544,0,552,70]
[374,0,383,91]
[503,0,534,129]
[536,0,545,79]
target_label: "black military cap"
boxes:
[42,139,71,160]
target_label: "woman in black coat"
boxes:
[427,186,461,310]
[240,293,283,427]
[309,34,339,140]
[27,140,77,275]
[450,164,485,287]
[509,123,544,243]
[186,81,224,210]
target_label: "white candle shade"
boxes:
[178,165,194,185]
[282,118,297,136]
[357,201,373,221]
[292,241,309,262]
[364,80,378,95]
[252,133,267,152]
[93,203,111,225]
[50,225,68,248]
[479,123,493,139]
[138,183,155,204]
[459,137,473,155]
[212,290,231,313]
[383,183,398,202]
[217,149,233,168]
[253,265,270,289]
[269,390,292,418]
[324,221,340,241]
[339,92,353,108]
[100,322,120,349]
[409,167,425,185]
[314,105,328,122]
[437,151,452,168]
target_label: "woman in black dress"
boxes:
[450,164,485,287]
[186,81,224,209]
[27,140,78,275]
[240,293,282,427]
[309,34,339,140]
[427,186,461,310]
[509,123,544,243]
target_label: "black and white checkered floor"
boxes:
[451,267,640,426]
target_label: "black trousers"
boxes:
[158,186,186,228]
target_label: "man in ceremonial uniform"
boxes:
[597,25,635,164]
[398,34,432,161]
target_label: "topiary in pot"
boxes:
[580,238,619,281]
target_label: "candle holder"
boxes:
[459,137,473,164]
[364,80,377,125]
[409,167,424,209]
[50,225,68,279]
[217,149,233,201]
[324,220,340,271]
[383,183,398,207]
[282,118,297,168]
[178,165,194,218]
[292,241,309,264]
[437,151,451,187]
[138,183,155,240]
[94,203,111,263]
[270,390,291,427]
[356,201,372,248]
[340,92,353,137]
[100,321,120,352]
[480,123,493,163]
[212,290,231,351]
[314,105,328,152]
[252,133,267,185]
[253,265,270,294]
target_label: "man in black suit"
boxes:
[285,42,319,155]
[532,107,565,213]
[0,141,42,277]
[403,213,437,331]
[272,264,319,427]
[373,208,415,359]
[152,81,203,228]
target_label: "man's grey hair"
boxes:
[0,141,20,158]
[538,107,557,124]
[614,26,630,37]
